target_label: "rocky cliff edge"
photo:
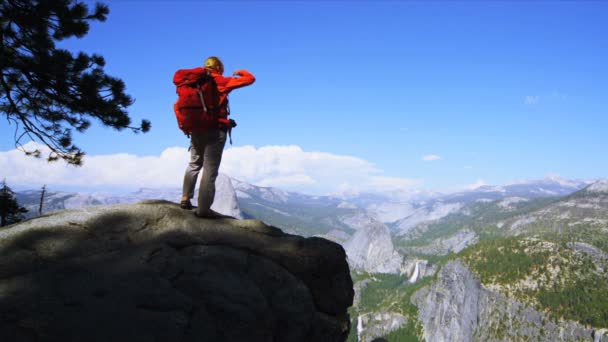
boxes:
[412,261,606,342]
[0,200,354,342]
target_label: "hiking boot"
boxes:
[180,200,194,210]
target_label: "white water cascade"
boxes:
[594,328,607,342]
[357,315,364,341]
[408,261,419,283]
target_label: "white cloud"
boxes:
[524,95,539,105]
[422,154,441,161]
[464,165,474,169]
[0,142,420,195]
[465,179,487,190]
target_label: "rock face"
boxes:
[0,201,353,342]
[407,229,479,256]
[585,179,608,194]
[210,174,243,219]
[412,261,606,342]
[571,242,608,271]
[438,229,479,254]
[342,216,403,274]
[412,261,480,342]
[357,311,408,342]
[365,201,415,223]
[393,202,463,236]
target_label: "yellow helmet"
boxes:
[204,56,224,74]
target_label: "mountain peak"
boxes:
[585,179,608,194]
[542,174,586,188]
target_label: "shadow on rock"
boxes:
[0,200,354,342]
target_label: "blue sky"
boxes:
[1,1,607,194]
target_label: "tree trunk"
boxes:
[39,185,46,216]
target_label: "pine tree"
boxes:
[0,179,28,227]
[1,1,151,165]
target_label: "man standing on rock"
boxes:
[180,56,255,218]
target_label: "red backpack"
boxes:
[173,68,220,135]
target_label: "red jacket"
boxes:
[207,68,255,117]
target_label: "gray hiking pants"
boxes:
[182,128,227,215]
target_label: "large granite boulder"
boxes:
[341,214,403,274]
[0,201,353,342]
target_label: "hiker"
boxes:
[179,56,255,218]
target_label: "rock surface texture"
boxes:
[356,311,408,342]
[0,201,353,342]
[342,217,403,274]
[412,261,606,342]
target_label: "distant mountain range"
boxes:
[12,175,608,341]
[14,175,596,273]
[15,174,243,220]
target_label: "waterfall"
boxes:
[409,261,419,283]
[357,315,363,341]
[594,328,607,342]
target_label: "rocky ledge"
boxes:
[0,200,353,342]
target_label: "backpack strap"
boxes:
[217,118,237,145]
[197,89,207,112]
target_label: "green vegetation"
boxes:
[0,180,28,227]
[460,237,550,284]
[351,270,372,284]
[1,1,150,164]
[458,234,608,329]
[346,270,434,342]
[345,322,357,342]
[555,223,608,254]
[357,273,433,316]
[380,321,422,342]
[538,273,608,327]
[393,197,557,249]
[250,186,608,337]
